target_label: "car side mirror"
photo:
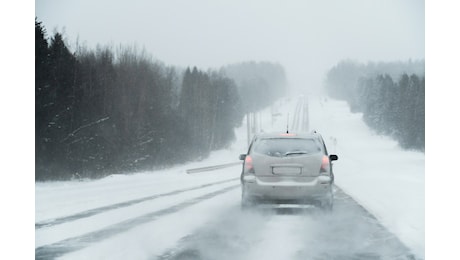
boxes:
[239,154,247,160]
[329,154,338,161]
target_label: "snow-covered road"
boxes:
[156,187,413,260]
[35,95,424,259]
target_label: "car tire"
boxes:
[320,201,333,212]
[320,193,334,212]
[241,188,254,210]
[241,198,251,210]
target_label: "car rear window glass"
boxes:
[252,138,322,157]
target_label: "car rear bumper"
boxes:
[242,175,332,202]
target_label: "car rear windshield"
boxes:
[252,138,322,157]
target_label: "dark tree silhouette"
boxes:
[35,19,286,180]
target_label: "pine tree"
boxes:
[325,60,425,152]
[35,18,51,179]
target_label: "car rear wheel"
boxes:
[319,193,334,212]
[320,201,333,211]
[241,187,254,210]
[241,198,251,210]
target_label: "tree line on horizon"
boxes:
[35,18,287,180]
[325,60,425,151]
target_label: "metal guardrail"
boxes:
[186,162,242,174]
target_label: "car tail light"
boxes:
[243,155,255,174]
[320,155,330,173]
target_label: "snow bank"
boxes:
[308,96,424,258]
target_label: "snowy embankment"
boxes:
[308,96,425,258]
[35,95,424,259]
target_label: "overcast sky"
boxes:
[35,0,424,93]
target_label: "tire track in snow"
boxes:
[35,177,239,229]
[290,97,302,131]
[290,96,308,132]
[157,206,275,260]
[156,186,419,260]
[302,96,309,132]
[35,184,240,260]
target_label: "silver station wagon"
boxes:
[239,131,338,210]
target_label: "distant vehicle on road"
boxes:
[239,131,338,210]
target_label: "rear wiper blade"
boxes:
[284,151,308,156]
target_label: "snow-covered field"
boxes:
[308,97,425,257]
[35,95,424,259]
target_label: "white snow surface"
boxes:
[35,95,424,259]
[309,97,424,258]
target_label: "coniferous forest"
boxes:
[325,60,425,151]
[35,19,287,180]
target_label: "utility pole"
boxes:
[246,113,251,148]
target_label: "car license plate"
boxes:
[272,167,301,175]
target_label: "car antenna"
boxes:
[286,113,289,133]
